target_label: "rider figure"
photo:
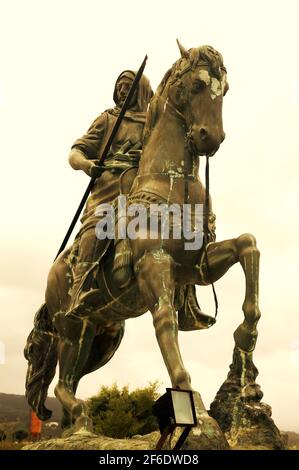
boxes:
[67,71,153,314]
[53,71,153,418]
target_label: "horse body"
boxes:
[25,43,262,448]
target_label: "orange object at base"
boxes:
[29,410,42,437]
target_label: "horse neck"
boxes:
[139,96,196,176]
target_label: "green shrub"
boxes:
[87,382,160,438]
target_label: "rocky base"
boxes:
[22,417,229,451]
[22,426,287,451]
[210,346,286,450]
[211,399,285,450]
[23,347,286,451]
[22,428,228,451]
[22,430,160,451]
[24,429,226,451]
[23,390,230,451]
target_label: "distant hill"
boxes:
[285,431,299,447]
[0,393,62,425]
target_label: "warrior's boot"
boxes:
[68,260,97,312]
[178,285,216,331]
[112,238,133,288]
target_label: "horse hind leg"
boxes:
[60,322,125,430]
[54,312,96,428]
[83,321,125,374]
[61,380,79,430]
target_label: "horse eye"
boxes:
[192,80,205,93]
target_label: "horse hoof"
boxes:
[184,391,229,450]
[73,415,94,434]
[184,414,229,450]
[71,401,86,419]
[38,406,52,421]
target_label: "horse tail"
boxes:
[24,303,58,421]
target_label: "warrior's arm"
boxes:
[69,113,107,176]
[68,148,94,175]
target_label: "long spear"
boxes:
[54,55,148,261]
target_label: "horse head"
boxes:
[160,41,229,157]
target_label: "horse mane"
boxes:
[143,45,226,142]
[189,45,226,78]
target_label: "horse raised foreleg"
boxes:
[199,234,263,414]
[233,234,261,352]
[199,233,261,352]
[204,237,284,448]
[136,249,191,390]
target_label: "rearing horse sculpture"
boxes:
[25,42,261,448]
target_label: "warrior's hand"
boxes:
[88,160,104,179]
[127,141,142,161]
[127,148,142,160]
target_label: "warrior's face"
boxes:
[116,75,135,108]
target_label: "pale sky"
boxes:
[0,0,299,433]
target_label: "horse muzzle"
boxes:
[187,125,225,157]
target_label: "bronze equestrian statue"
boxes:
[25,42,263,449]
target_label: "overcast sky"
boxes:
[0,0,298,433]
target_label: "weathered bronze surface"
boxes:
[24,42,281,449]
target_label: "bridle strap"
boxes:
[156,94,186,123]
[204,156,218,318]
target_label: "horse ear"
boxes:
[176,39,189,58]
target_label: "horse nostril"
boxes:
[199,128,208,141]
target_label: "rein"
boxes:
[156,94,185,122]
[204,156,218,319]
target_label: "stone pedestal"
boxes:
[209,346,286,450]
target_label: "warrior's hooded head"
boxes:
[113,70,153,112]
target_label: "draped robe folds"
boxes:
[73,108,147,236]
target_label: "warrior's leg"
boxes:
[68,228,99,311]
[136,249,191,390]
